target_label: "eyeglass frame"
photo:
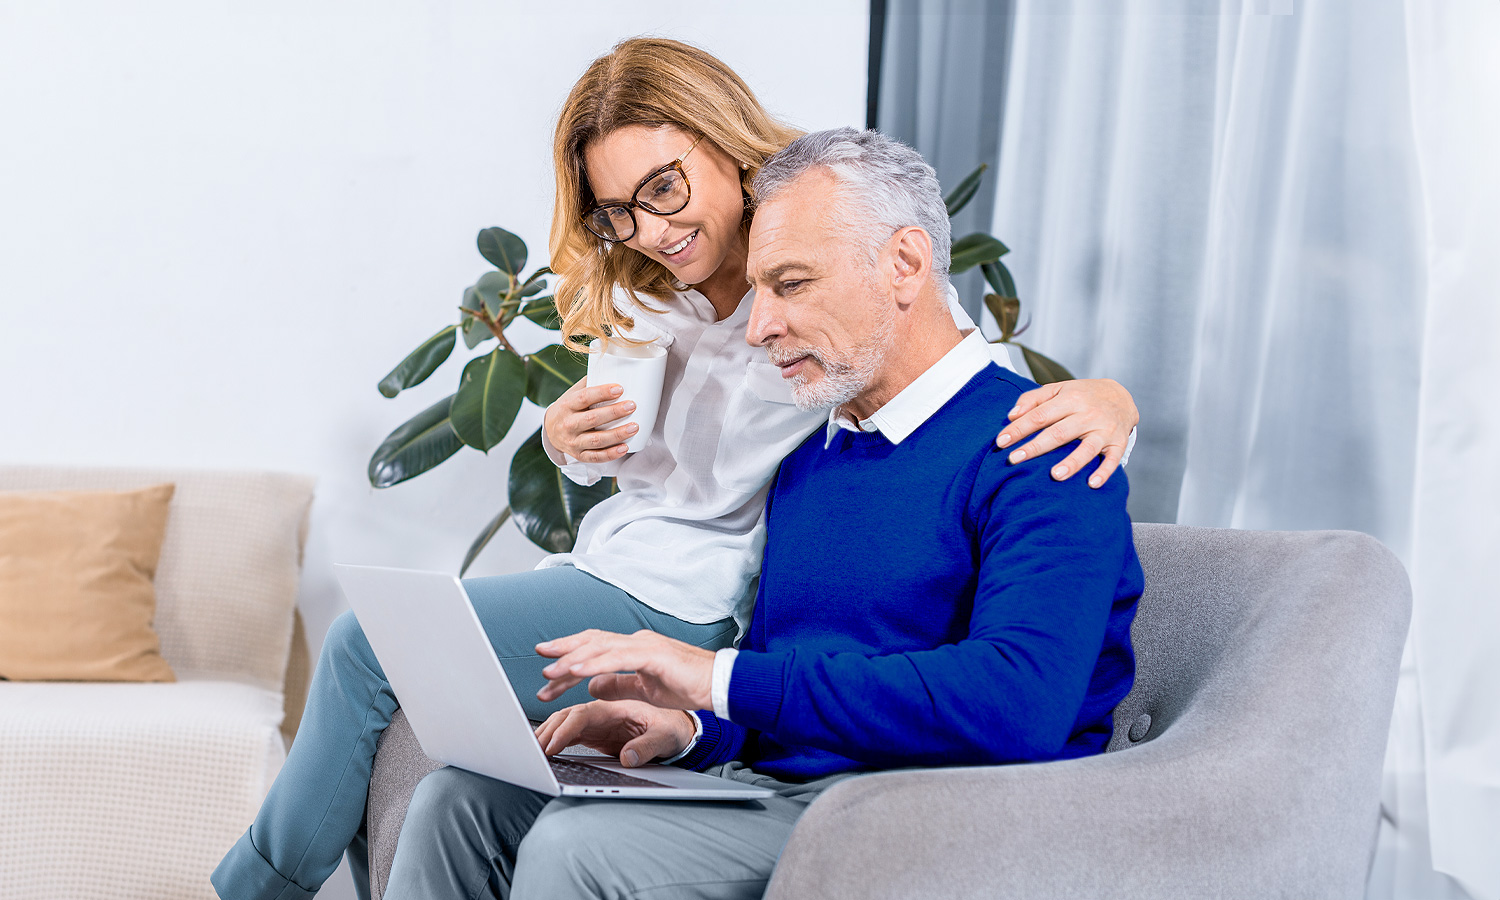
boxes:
[580,134,705,243]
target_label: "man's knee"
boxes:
[404,768,548,852]
[515,801,621,885]
[403,767,488,844]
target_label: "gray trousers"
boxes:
[383,762,852,900]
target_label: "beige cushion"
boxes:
[0,467,315,690]
[0,483,177,682]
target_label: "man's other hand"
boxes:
[535,700,697,768]
[536,629,715,710]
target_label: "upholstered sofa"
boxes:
[0,466,315,900]
[362,524,1410,900]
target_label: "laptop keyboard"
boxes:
[549,757,671,789]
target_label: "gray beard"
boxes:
[768,307,897,413]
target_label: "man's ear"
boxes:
[889,226,932,305]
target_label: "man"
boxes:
[382,128,1143,899]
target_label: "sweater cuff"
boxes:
[711,648,738,718]
[726,650,787,732]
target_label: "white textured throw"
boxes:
[0,681,287,900]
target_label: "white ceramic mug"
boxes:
[586,339,669,454]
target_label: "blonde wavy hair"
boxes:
[549,38,802,348]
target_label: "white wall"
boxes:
[0,3,868,895]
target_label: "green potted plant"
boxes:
[367,227,611,575]
[943,163,1074,383]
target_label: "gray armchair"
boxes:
[363,524,1410,900]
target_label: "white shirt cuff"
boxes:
[539,423,605,486]
[658,711,704,765]
[711,648,739,720]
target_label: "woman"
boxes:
[212,37,1138,900]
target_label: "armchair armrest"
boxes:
[766,726,1341,900]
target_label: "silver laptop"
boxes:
[333,564,772,801]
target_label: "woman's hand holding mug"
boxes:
[543,378,639,463]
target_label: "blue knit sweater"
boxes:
[677,364,1143,780]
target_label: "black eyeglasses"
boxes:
[581,135,704,243]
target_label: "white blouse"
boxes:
[538,285,1013,635]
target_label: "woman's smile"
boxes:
[658,229,699,264]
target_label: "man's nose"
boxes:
[745,290,783,347]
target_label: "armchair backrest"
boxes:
[1111,524,1409,754]
[0,466,315,691]
[1107,523,1410,879]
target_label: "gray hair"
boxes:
[752,127,951,282]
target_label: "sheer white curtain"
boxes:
[1399,2,1500,898]
[976,1,1500,897]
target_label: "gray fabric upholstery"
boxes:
[364,524,1410,900]
[367,708,444,900]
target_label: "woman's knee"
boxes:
[317,609,382,676]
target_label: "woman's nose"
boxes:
[631,209,672,250]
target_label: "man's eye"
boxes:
[780,280,804,294]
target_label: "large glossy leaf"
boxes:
[525,343,586,406]
[522,266,553,289]
[377,325,456,398]
[984,294,1021,343]
[367,394,464,488]
[1015,342,1076,385]
[944,163,987,217]
[459,505,512,577]
[508,428,614,553]
[521,295,562,330]
[950,233,1009,274]
[477,227,527,276]
[980,260,1016,298]
[461,286,492,349]
[450,347,526,451]
[473,270,516,321]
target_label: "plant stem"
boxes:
[484,312,518,356]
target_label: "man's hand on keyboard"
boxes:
[535,699,697,768]
[536,629,714,711]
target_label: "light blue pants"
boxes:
[384,763,852,900]
[212,566,736,900]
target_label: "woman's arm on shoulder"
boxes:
[944,285,1137,487]
[996,380,1138,489]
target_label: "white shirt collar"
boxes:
[824,330,994,447]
